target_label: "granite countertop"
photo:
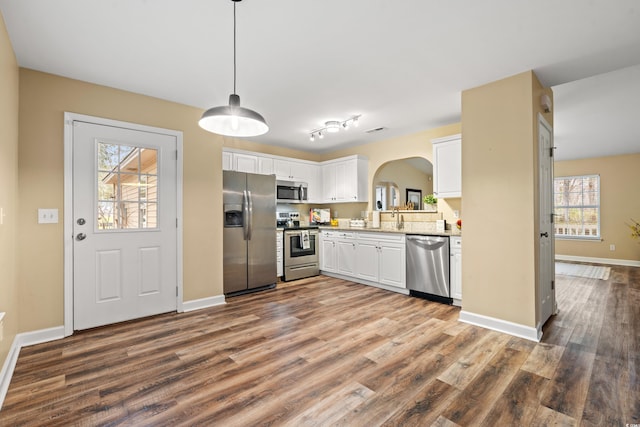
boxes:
[318,225,462,237]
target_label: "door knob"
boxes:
[76,218,86,225]
[540,232,549,238]
[76,233,87,241]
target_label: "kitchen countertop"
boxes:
[319,225,461,237]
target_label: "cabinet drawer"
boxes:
[450,236,462,251]
[357,231,405,243]
[337,232,355,239]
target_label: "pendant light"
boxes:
[199,0,268,137]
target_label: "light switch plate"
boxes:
[38,208,59,224]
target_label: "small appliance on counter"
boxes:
[310,208,331,225]
[349,219,366,227]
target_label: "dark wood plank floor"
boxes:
[1,266,638,426]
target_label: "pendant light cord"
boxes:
[233,1,237,95]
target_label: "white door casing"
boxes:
[538,114,556,328]
[64,114,183,334]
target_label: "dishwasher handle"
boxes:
[406,235,448,250]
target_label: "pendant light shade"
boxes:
[199,0,268,137]
[199,94,268,137]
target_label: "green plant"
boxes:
[423,194,437,205]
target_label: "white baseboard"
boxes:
[182,295,226,312]
[459,310,541,342]
[0,326,65,410]
[555,254,640,267]
[320,271,409,295]
[0,336,21,410]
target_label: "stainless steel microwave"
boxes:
[276,180,308,203]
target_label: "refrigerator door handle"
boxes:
[243,190,250,240]
[246,190,253,240]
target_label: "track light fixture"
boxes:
[309,115,360,141]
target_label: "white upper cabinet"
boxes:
[221,149,362,204]
[432,134,461,198]
[222,151,233,171]
[274,159,308,181]
[234,152,259,173]
[321,155,368,203]
[258,156,274,175]
[305,164,322,203]
[222,150,272,175]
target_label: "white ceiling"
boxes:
[1,0,639,160]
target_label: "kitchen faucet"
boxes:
[392,206,404,230]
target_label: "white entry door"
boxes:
[538,114,556,327]
[73,121,178,330]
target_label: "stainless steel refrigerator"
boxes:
[223,170,276,295]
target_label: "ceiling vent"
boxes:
[365,127,387,134]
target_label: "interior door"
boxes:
[538,114,556,326]
[73,121,177,330]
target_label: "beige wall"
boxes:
[461,71,553,329]
[374,158,433,208]
[322,124,463,224]
[0,13,19,367]
[555,153,640,262]
[17,69,234,332]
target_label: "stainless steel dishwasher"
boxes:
[406,235,451,304]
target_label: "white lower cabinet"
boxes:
[357,232,406,289]
[320,230,406,293]
[320,231,337,273]
[276,230,283,278]
[355,240,379,282]
[336,232,357,276]
[379,242,405,288]
[450,236,462,305]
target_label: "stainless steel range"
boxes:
[277,212,319,281]
[283,227,319,281]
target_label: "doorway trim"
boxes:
[63,113,184,336]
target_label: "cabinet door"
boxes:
[234,153,259,173]
[274,159,292,180]
[337,239,357,276]
[433,137,461,198]
[222,151,233,171]
[334,161,348,201]
[379,243,405,288]
[356,240,379,282]
[289,161,309,182]
[258,156,274,175]
[276,231,283,277]
[321,238,336,272]
[322,163,337,202]
[305,164,321,203]
[451,251,462,301]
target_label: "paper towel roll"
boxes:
[372,211,380,228]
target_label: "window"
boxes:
[97,142,158,230]
[553,175,600,239]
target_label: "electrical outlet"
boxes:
[609,244,616,251]
[453,210,460,218]
[38,208,59,224]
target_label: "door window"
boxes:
[97,142,158,230]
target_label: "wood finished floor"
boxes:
[1,266,638,426]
